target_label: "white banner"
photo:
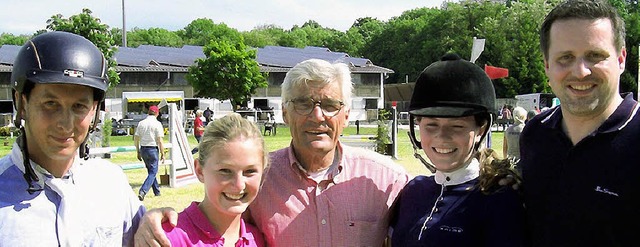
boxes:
[470,37,485,63]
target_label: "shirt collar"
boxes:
[10,142,78,184]
[541,94,639,134]
[184,202,254,243]
[287,141,344,182]
[184,201,221,240]
[434,158,480,186]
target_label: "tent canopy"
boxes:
[384,83,415,102]
[122,91,184,103]
[127,98,182,103]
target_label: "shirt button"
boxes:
[321,219,327,225]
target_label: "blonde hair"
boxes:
[197,113,268,170]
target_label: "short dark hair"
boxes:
[540,0,625,59]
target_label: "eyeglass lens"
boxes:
[291,98,343,116]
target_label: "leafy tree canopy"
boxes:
[186,40,267,107]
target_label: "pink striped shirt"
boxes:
[246,142,409,246]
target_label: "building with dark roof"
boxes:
[0,44,393,123]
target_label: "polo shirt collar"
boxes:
[183,201,253,243]
[184,201,223,240]
[541,94,639,134]
[597,94,639,133]
[287,142,344,181]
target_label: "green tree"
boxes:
[610,0,640,94]
[347,17,386,57]
[363,7,439,83]
[277,28,309,48]
[186,40,267,108]
[242,24,285,48]
[0,33,30,46]
[46,8,120,88]
[127,27,184,47]
[179,18,243,46]
[478,0,551,97]
[110,27,123,46]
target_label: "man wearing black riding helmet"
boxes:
[0,31,144,246]
[388,53,526,246]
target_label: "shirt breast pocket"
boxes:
[83,225,122,246]
[345,220,385,246]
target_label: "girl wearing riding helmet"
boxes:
[388,53,526,246]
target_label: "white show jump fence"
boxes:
[89,103,198,188]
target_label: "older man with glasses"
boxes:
[133,59,409,247]
[244,58,409,246]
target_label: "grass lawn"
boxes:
[0,125,505,211]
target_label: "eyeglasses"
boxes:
[287,97,345,117]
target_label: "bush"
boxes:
[376,109,392,155]
[0,126,18,137]
[102,114,112,147]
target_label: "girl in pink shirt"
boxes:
[163,113,267,247]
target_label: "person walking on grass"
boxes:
[135,105,165,201]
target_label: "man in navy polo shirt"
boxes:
[519,0,640,245]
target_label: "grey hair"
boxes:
[281,59,353,108]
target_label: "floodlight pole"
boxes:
[122,0,127,47]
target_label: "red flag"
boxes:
[484,65,509,79]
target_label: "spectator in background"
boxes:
[191,110,205,154]
[525,109,537,124]
[503,106,527,161]
[501,104,513,129]
[134,105,165,201]
[203,107,213,125]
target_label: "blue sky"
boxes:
[1,0,445,35]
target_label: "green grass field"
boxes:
[0,125,504,211]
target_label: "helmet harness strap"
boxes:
[408,131,437,174]
[407,118,436,173]
[15,93,103,192]
[408,113,494,174]
[14,96,43,194]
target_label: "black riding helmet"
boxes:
[408,53,496,154]
[11,31,108,110]
[11,31,109,193]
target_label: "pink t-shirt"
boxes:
[246,142,409,246]
[163,202,265,247]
